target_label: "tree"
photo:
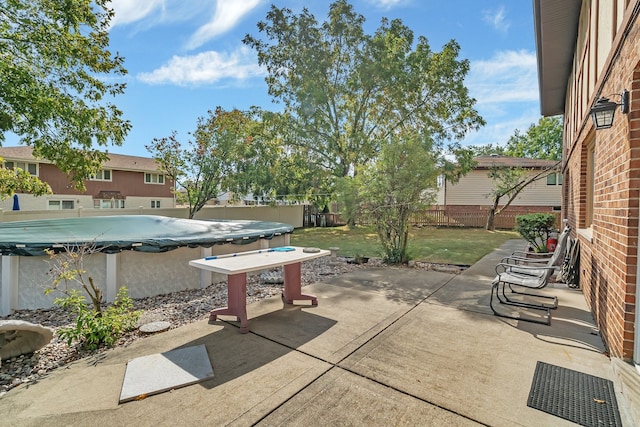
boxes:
[470,143,506,157]
[482,116,563,230]
[0,157,52,199]
[484,162,559,231]
[505,116,563,160]
[357,130,470,263]
[221,110,326,206]
[147,107,263,218]
[0,0,130,189]
[243,0,484,184]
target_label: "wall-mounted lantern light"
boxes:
[589,89,629,130]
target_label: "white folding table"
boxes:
[189,247,330,333]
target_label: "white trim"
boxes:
[106,253,118,303]
[1,255,19,316]
[199,247,212,289]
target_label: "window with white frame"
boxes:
[151,200,161,208]
[90,169,112,181]
[5,161,38,176]
[546,172,562,185]
[93,199,125,209]
[144,173,165,184]
[48,200,74,210]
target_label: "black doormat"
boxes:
[527,361,622,427]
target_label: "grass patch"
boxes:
[290,226,520,265]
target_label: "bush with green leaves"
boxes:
[44,244,141,350]
[54,286,141,350]
[514,213,557,253]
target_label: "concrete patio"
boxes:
[0,240,636,426]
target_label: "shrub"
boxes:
[514,213,557,253]
[55,286,141,350]
[44,243,141,350]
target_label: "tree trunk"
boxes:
[486,195,501,231]
[486,208,495,231]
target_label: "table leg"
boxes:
[282,262,317,305]
[209,272,249,333]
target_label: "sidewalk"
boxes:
[0,240,635,426]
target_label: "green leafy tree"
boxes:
[482,116,563,230]
[485,163,558,231]
[147,107,266,218]
[0,157,52,199]
[244,0,484,190]
[0,0,130,189]
[251,111,335,208]
[356,131,473,263]
[505,116,563,160]
[356,132,436,263]
[470,144,506,156]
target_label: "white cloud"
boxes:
[461,50,540,146]
[365,0,410,10]
[109,0,165,27]
[482,6,510,34]
[467,50,538,105]
[186,0,264,50]
[464,108,541,147]
[137,46,264,86]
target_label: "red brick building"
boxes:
[0,146,175,211]
[534,0,640,364]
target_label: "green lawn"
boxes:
[290,226,521,265]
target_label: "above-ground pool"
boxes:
[0,215,293,315]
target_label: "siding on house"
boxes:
[439,156,561,209]
[444,170,561,207]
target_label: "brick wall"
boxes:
[564,14,640,359]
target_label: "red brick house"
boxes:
[0,146,175,211]
[534,0,640,365]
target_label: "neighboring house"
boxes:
[0,146,175,211]
[534,0,640,366]
[437,155,561,214]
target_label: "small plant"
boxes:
[44,243,141,350]
[514,213,557,253]
[54,286,140,350]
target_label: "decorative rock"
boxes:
[0,320,54,361]
[139,321,171,334]
[260,271,284,284]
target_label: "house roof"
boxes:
[0,146,161,173]
[532,0,581,116]
[473,155,559,169]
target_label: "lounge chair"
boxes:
[489,226,571,325]
[502,225,571,272]
[490,262,557,325]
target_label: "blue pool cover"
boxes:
[0,215,294,256]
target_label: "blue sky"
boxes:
[100,0,539,157]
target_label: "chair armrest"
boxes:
[495,262,555,275]
[511,250,553,258]
[501,256,549,266]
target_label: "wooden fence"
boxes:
[354,209,561,230]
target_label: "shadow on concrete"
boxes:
[170,306,337,390]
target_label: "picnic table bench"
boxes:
[189,246,330,333]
